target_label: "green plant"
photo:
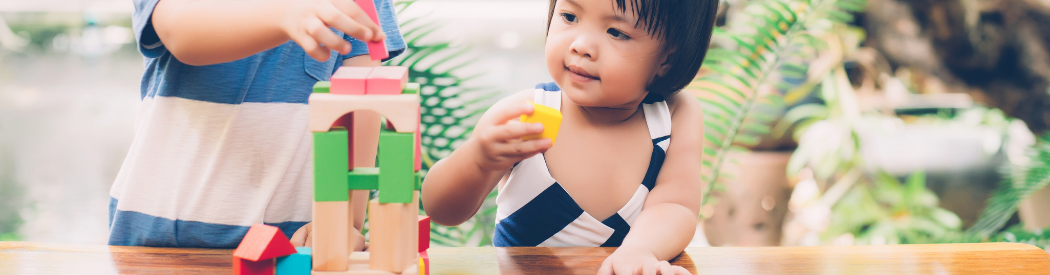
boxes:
[693,0,866,206]
[387,0,500,247]
[969,132,1050,237]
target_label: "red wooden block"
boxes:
[418,215,430,252]
[365,66,408,95]
[330,67,372,95]
[233,257,274,275]
[233,224,296,261]
[354,0,388,61]
[419,250,430,275]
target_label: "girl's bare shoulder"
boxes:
[665,91,703,121]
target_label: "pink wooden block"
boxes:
[354,0,388,61]
[331,67,372,95]
[366,66,409,95]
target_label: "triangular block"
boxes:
[233,257,274,275]
[234,224,297,261]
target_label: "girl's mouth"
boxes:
[566,65,599,82]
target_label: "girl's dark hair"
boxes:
[546,0,719,97]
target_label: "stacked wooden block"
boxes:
[309,64,424,275]
[233,224,299,275]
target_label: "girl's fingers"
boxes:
[305,16,350,55]
[329,0,384,41]
[487,122,544,142]
[495,138,551,156]
[291,30,330,61]
[492,101,535,126]
[642,262,657,275]
[656,261,674,275]
[673,266,690,275]
[597,261,614,275]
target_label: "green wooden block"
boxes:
[348,167,379,190]
[313,130,349,201]
[313,81,331,93]
[378,131,414,203]
[402,82,420,95]
[414,172,421,191]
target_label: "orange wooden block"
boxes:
[331,67,373,95]
[313,201,350,271]
[308,94,418,133]
[365,67,408,95]
[233,257,274,275]
[368,199,408,273]
[233,224,296,261]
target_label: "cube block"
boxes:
[418,216,430,252]
[366,67,408,95]
[314,130,350,202]
[347,167,379,190]
[313,81,331,94]
[519,101,563,145]
[378,131,414,203]
[234,257,274,275]
[233,224,296,262]
[276,247,312,275]
[402,83,420,95]
[331,67,372,95]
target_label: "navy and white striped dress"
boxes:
[493,83,672,247]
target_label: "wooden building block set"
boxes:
[232,38,431,274]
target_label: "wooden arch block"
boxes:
[308,94,419,134]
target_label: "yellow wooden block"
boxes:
[519,101,562,144]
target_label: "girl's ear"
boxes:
[655,47,676,77]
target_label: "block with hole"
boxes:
[366,66,409,95]
[314,129,350,202]
[378,131,415,203]
[519,101,562,145]
[276,247,312,275]
[331,67,373,95]
[308,94,419,133]
[233,224,297,262]
[313,81,331,94]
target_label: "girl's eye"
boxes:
[607,28,630,40]
[561,13,577,23]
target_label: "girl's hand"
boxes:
[289,222,368,251]
[472,102,553,172]
[598,247,691,275]
[279,0,387,61]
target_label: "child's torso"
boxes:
[493,82,672,247]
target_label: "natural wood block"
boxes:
[313,201,350,271]
[368,200,407,273]
[310,264,417,275]
[331,67,372,95]
[401,192,419,267]
[308,94,418,134]
[365,67,408,95]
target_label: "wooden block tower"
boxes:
[308,63,424,275]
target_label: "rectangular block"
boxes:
[347,167,379,190]
[378,131,415,203]
[367,41,389,61]
[313,81,331,93]
[277,247,312,275]
[366,66,408,95]
[413,172,421,191]
[354,0,387,61]
[314,130,350,202]
[400,192,419,269]
[414,108,422,172]
[402,83,420,95]
[234,257,274,275]
[368,199,408,273]
[331,67,372,95]
[313,201,349,271]
[418,216,430,252]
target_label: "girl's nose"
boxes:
[568,33,597,60]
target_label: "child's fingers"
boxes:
[486,122,544,143]
[305,16,351,55]
[492,101,535,126]
[642,262,657,275]
[656,261,674,275]
[673,266,690,275]
[291,31,331,61]
[329,0,384,42]
[597,261,614,275]
[496,138,551,157]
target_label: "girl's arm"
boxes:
[599,92,704,275]
[422,90,551,226]
[151,0,384,65]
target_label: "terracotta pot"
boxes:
[702,151,793,246]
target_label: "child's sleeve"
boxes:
[132,0,167,58]
[342,0,408,61]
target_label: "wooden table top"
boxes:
[1,242,1047,274]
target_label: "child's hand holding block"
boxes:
[519,102,562,145]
